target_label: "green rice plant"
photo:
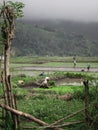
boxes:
[51,72,95,81]
[12,75,37,87]
[13,88,28,99]
[18,95,85,125]
[48,80,55,86]
[16,83,98,130]
[66,72,88,78]
[46,85,83,95]
[66,72,83,78]
[4,112,13,130]
[8,69,98,130]
[53,71,66,77]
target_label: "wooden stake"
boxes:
[83,80,90,129]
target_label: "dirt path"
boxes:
[15,66,98,72]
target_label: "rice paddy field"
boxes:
[0,56,98,130]
[10,56,98,77]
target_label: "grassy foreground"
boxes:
[1,55,98,129]
[13,85,97,130]
[8,72,97,130]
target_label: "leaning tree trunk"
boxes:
[83,80,90,130]
[0,1,24,129]
[1,2,19,129]
[4,44,10,77]
[4,43,12,106]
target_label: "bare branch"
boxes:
[0,104,48,126]
[0,10,3,17]
[0,104,63,130]
[54,121,84,127]
[89,114,98,129]
[49,108,84,126]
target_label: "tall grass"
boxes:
[17,93,85,125]
[15,82,98,129]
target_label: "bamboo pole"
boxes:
[53,121,83,127]
[1,71,8,105]
[7,75,19,129]
[0,2,22,130]
[14,94,20,130]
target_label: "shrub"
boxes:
[48,80,55,86]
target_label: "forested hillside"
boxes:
[11,20,98,56]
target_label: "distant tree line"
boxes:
[11,20,98,57]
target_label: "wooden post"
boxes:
[83,80,90,129]
[0,1,24,130]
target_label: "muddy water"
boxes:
[55,78,83,86]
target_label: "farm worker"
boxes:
[40,77,50,88]
[73,60,76,68]
[87,63,91,71]
[73,56,77,68]
[18,80,24,84]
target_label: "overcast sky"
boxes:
[1,0,98,22]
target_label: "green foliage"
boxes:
[48,80,55,86]
[0,0,24,47]
[6,71,97,129]
[66,72,83,78]
[47,85,83,95]
[6,1,25,18]
[65,72,95,81]
[5,112,13,130]
[51,72,95,81]
[13,88,28,99]
[18,94,84,125]
[12,75,37,88]
[73,87,97,101]
[16,83,98,129]
[52,71,66,78]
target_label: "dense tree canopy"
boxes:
[12,20,98,57]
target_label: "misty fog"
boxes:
[16,0,98,22]
[0,0,98,22]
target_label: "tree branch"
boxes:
[0,104,62,130]
[54,121,84,127]
[49,108,84,126]
[0,104,48,126]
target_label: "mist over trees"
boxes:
[11,20,98,57]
